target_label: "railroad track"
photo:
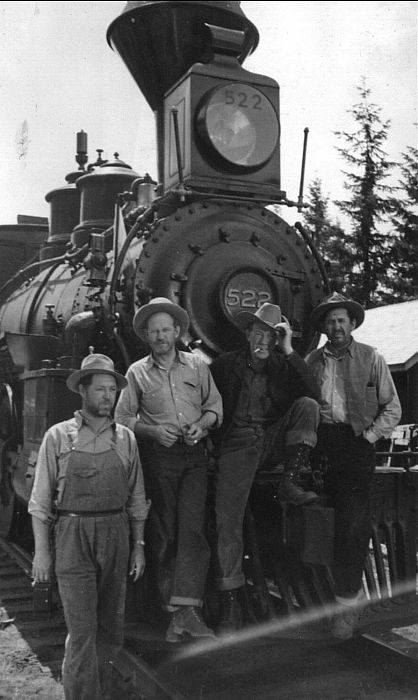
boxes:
[2,536,418,700]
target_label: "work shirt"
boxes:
[114,350,223,436]
[234,356,277,426]
[319,344,351,424]
[28,411,148,523]
[306,339,401,443]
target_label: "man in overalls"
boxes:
[29,353,149,700]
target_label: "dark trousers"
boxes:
[140,441,211,608]
[313,424,376,598]
[215,397,319,590]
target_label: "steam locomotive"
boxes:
[0,1,415,622]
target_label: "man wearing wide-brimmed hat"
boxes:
[209,302,321,634]
[306,292,401,640]
[115,297,223,643]
[29,352,149,700]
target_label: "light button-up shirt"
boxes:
[115,350,223,437]
[320,346,350,424]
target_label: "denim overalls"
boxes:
[55,428,130,700]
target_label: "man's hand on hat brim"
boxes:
[274,317,293,354]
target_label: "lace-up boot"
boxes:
[276,444,319,505]
[166,606,215,643]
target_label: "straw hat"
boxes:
[133,297,189,341]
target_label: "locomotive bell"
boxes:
[131,175,157,209]
[107,1,259,111]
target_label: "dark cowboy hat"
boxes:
[133,297,190,342]
[310,292,365,331]
[66,353,128,394]
[235,303,282,333]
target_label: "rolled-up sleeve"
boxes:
[114,365,143,432]
[124,429,150,521]
[28,429,59,523]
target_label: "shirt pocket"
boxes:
[182,376,202,408]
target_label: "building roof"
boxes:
[320,299,418,372]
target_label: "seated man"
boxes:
[210,302,320,633]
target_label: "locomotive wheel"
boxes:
[134,200,325,356]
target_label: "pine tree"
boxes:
[387,146,418,301]
[302,178,348,289]
[303,178,332,249]
[334,81,397,307]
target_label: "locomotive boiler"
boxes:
[0,1,415,624]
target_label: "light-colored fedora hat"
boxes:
[66,353,128,393]
[133,297,189,341]
[235,303,282,333]
[310,292,365,331]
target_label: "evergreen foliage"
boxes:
[386,146,418,301]
[294,84,417,306]
[333,81,398,307]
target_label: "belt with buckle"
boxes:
[57,507,125,517]
[175,436,200,446]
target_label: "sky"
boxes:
[0,1,416,228]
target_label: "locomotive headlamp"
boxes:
[163,23,284,200]
[196,82,279,170]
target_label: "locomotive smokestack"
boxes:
[107,1,259,183]
[107,1,259,111]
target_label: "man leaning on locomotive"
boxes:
[115,297,223,643]
[306,292,401,640]
[209,302,321,635]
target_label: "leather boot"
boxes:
[217,589,243,635]
[166,606,215,643]
[276,444,318,506]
